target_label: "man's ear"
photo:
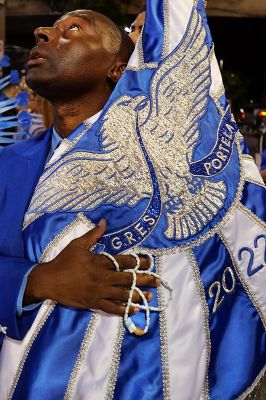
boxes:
[107,62,127,85]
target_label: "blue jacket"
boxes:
[0,129,51,344]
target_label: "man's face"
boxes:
[26,10,121,100]
[129,12,146,45]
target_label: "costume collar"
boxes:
[52,109,102,148]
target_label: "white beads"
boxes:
[101,252,120,272]
[101,250,173,336]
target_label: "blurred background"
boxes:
[0,0,266,160]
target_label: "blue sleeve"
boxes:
[0,256,41,344]
[239,139,250,155]
[261,150,266,170]
[16,264,42,316]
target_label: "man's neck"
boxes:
[52,89,111,138]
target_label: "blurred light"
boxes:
[250,99,254,104]
[241,114,246,119]
[259,111,266,117]
[219,59,224,70]
[124,27,131,33]
[240,108,244,113]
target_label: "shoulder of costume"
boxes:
[0,127,52,160]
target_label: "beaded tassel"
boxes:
[102,251,173,336]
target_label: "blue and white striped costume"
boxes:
[0,1,265,398]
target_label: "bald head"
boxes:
[26,8,135,104]
[61,10,134,63]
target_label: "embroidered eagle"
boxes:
[25,8,227,241]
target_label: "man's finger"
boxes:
[105,288,153,304]
[113,255,150,271]
[110,271,159,288]
[98,300,139,317]
[74,219,106,249]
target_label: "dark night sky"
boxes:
[5,15,266,105]
[208,17,266,105]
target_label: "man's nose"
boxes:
[34,27,56,44]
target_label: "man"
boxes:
[0,10,157,399]
[0,1,266,399]
[20,11,155,317]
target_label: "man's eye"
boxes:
[68,24,80,31]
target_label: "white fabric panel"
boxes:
[221,208,266,322]
[242,158,265,184]
[162,252,207,400]
[168,0,194,53]
[72,315,121,399]
[0,301,54,400]
[127,40,141,69]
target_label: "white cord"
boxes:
[101,250,173,336]
[123,252,173,335]
[101,251,120,272]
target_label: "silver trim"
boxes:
[187,250,211,400]
[162,0,170,59]
[238,366,266,399]
[39,213,95,263]
[126,63,158,71]
[64,314,99,400]
[244,177,266,189]
[238,203,266,232]
[156,255,171,399]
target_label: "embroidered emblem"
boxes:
[24,6,239,252]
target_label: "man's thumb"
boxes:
[76,219,106,249]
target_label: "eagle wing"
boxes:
[26,96,153,219]
[141,7,211,173]
[139,7,227,240]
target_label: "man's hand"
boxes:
[24,220,158,316]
